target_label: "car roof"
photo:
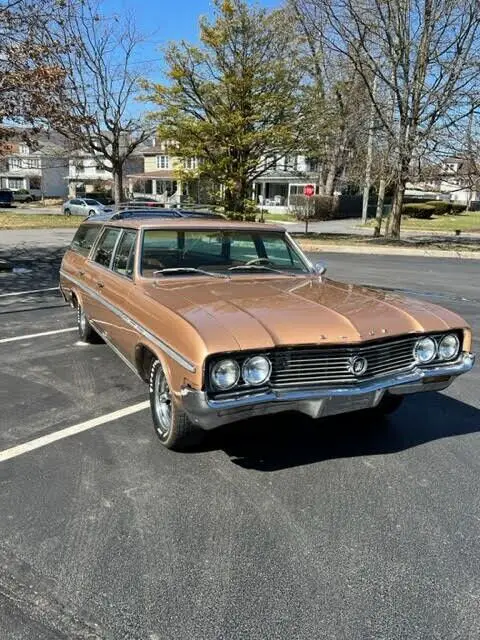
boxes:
[103,218,283,231]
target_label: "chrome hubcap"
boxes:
[153,370,172,436]
[79,308,87,333]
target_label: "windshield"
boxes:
[85,199,100,206]
[141,229,310,277]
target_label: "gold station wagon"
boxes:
[60,218,475,450]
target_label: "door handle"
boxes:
[96,281,104,288]
[78,270,85,277]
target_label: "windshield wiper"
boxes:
[153,267,229,279]
[228,264,298,276]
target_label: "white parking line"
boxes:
[0,401,150,462]
[0,286,59,298]
[0,327,77,344]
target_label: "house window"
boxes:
[9,158,22,170]
[183,157,197,170]
[156,155,169,169]
[8,178,24,189]
[30,176,41,190]
[19,144,29,155]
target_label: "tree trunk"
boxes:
[373,178,386,237]
[324,163,336,197]
[388,157,410,239]
[113,166,124,205]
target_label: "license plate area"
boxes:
[321,391,380,417]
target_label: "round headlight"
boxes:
[242,355,272,386]
[413,337,437,364]
[211,359,240,390]
[438,334,460,361]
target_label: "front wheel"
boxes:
[64,208,71,216]
[88,209,96,216]
[149,359,203,450]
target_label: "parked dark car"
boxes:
[85,208,226,223]
[87,193,115,205]
[0,189,14,208]
[11,189,37,203]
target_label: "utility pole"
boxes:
[362,77,377,224]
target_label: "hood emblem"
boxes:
[348,356,368,377]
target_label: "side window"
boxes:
[93,228,121,268]
[70,224,102,257]
[112,231,137,278]
[71,199,82,205]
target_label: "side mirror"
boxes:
[314,262,327,276]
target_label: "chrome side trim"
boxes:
[90,321,143,380]
[181,352,475,429]
[60,269,196,373]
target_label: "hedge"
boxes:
[423,200,450,215]
[401,203,435,219]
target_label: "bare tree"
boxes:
[289,0,371,197]
[297,0,480,238]
[46,1,152,203]
[0,0,80,151]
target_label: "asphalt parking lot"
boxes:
[0,238,479,640]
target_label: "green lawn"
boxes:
[400,211,480,232]
[0,213,82,229]
[258,212,297,223]
[364,211,480,233]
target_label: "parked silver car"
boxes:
[63,198,113,216]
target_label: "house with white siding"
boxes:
[0,131,69,198]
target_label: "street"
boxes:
[0,243,479,640]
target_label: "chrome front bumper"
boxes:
[181,353,475,430]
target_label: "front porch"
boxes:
[253,179,319,208]
[127,171,188,205]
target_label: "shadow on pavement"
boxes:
[0,246,65,294]
[207,391,480,472]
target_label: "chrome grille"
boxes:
[269,336,419,389]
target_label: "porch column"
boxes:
[151,179,157,196]
[176,180,182,204]
[287,182,291,208]
[261,181,266,205]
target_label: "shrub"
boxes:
[225,211,256,222]
[289,194,335,220]
[449,203,467,214]
[423,200,450,215]
[402,203,435,219]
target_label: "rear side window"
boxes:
[70,224,102,256]
[112,230,137,277]
[93,228,121,268]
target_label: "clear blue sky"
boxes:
[102,0,281,78]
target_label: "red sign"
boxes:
[303,184,315,197]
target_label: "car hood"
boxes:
[143,276,467,352]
